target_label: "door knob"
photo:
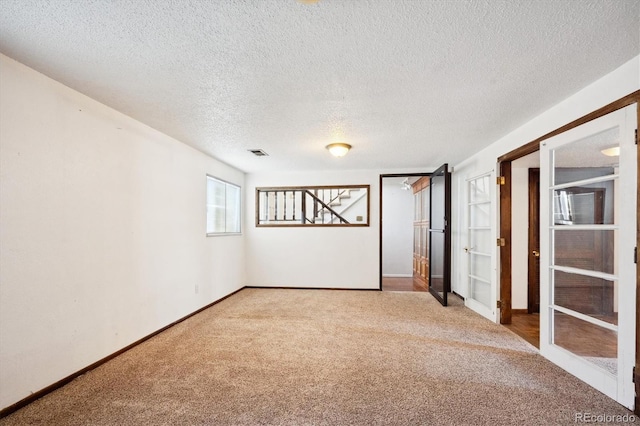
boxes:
[532,250,540,258]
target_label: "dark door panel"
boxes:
[428,163,451,306]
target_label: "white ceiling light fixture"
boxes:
[326,143,352,158]
[601,146,620,157]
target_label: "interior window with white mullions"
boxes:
[206,176,241,235]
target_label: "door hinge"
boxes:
[635,128,638,145]
[635,247,637,264]
[633,366,636,383]
[497,237,506,247]
[497,176,506,185]
[497,300,502,309]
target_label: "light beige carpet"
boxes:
[0,288,635,425]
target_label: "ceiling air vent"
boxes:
[248,149,269,156]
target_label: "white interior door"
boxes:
[539,104,637,409]
[465,172,497,321]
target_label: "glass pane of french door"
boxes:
[540,104,636,409]
[429,164,451,306]
[466,173,493,315]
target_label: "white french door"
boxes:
[465,172,497,321]
[540,104,637,409]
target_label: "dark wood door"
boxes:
[528,169,540,314]
[428,163,451,306]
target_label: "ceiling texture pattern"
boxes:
[0,0,638,173]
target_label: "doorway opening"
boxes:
[380,173,430,292]
[379,166,452,306]
[501,151,541,348]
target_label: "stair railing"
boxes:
[312,189,352,223]
[303,189,349,224]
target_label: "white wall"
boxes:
[382,177,414,277]
[0,54,246,410]
[451,55,639,320]
[245,170,380,288]
[511,168,530,310]
[511,153,540,310]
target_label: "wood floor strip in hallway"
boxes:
[381,277,428,292]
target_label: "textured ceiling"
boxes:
[0,0,638,173]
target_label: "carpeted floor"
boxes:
[0,288,635,425]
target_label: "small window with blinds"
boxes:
[206,176,241,235]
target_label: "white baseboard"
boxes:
[382,274,413,278]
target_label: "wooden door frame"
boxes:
[496,90,639,413]
[499,160,514,323]
[527,168,540,314]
